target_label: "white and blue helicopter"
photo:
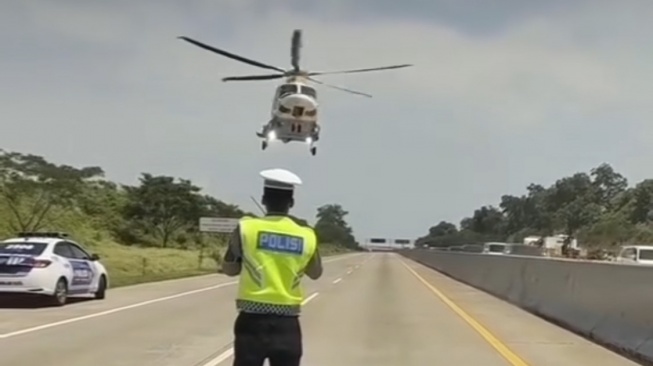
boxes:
[178,30,413,156]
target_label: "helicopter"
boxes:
[178,30,413,156]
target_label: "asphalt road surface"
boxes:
[0,252,641,366]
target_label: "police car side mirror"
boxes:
[90,253,100,261]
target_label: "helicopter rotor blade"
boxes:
[307,77,372,98]
[291,29,302,71]
[222,74,287,81]
[178,36,286,73]
[308,64,413,76]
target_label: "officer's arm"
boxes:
[221,226,242,276]
[304,248,323,280]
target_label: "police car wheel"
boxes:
[94,275,107,300]
[310,147,317,156]
[50,278,68,306]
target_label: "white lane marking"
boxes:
[302,292,319,304]
[203,292,320,366]
[332,278,342,284]
[0,253,360,339]
[203,348,234,366]
[0,281,238,339]
[323,254,360,264]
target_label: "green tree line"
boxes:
[0,149,358,283]
[417,163,653,250]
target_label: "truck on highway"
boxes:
[523,235,578,250]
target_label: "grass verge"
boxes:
[98,241,354,288]
[91,241,218,288]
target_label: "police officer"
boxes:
[222,168,323,366]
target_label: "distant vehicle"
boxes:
[523,235,578,250]
[615,245,653,265]
[504,243,544,257]
[0,232,108,306]
[482,242,508,255]
[461,244,484,253]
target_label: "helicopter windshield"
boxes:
[277,84,298,97]
[300,85,317,99]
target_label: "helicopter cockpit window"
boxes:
[300,86,317,99]
[278,84,297,97]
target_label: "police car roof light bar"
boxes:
[17,231,69,238]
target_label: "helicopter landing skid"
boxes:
[308,137,318,156]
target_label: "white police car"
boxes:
[0,232,109,306]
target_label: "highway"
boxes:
[0,252,641,366]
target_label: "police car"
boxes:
[0,232,109,306]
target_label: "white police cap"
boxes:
[260,169,302,191]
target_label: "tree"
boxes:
[200,195,246,218]
[0,148,360,286]
[122,173,204,247]
[0,150,104,231]
[314,204,357,249]
[465,206,506,239]
[421,163,653,251]
[428,221,457,237]
[590,163,628,210]
[626,179,653,224]
[76,180,128,232]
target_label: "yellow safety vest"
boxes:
[237,215,317,308]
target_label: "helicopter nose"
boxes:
[280,94,316,109]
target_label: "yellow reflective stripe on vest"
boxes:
[237,215,317,307]
[241,256,264,287]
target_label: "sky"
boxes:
[1,0,653,242]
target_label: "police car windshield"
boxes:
[0,242,48,256]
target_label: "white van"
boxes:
[615,245,653,265]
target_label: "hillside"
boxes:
[0,149,357,287]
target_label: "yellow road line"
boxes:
[400,259,530,366]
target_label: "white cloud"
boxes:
[1,0,652,239]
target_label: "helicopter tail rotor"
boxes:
[291,29,302,72]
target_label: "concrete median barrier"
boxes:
[398,249,653,364]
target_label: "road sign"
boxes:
[199,217,239,233]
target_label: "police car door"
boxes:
[53,242,76,284]
[65,242,98,293]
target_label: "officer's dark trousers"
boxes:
[233,312,302,366]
